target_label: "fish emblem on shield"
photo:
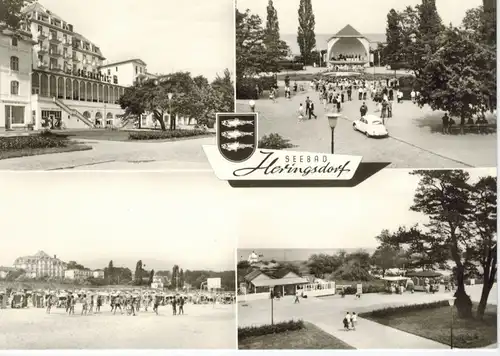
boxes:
[217,113,257,163]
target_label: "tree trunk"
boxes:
[477,250,497,319]
[170,113,176,131]
[155,111,166,131]
[454,265,473,318]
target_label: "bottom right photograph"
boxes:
[236,168,497,350]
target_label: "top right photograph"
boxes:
[235,0,497,169]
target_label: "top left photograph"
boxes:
[0,0,235,170]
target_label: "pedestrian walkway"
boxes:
[312,317,448,349]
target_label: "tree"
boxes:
[462,5,484,34]
[482,0,496,46]
[371,244,401,277]
[236,9,268,81]
[148,269,154,286]
[264,0,289,72]
[179,269,184,288]
[134,260,143,285]
[105,260,114,284]
[468,176,497,318]
[119,84,148,129]
[385,170,496,319]
[415,26,496,126]
[383,9,404,65]
[307,253,343,278]
[0,0,33,30]
[297,0,316,66]
[172,265,180,290]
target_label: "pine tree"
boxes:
[417,0,443,43]
[297,0,316,66]
[384,9,403,65]
[264,0,289,72]
[482,0,496,47]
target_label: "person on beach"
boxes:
[179,297,185,315]
[172,297,177,315]
[81,295,88,316]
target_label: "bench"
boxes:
[448,123,496,134]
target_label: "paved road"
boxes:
[238,284,497,349]
[237,90,496,168]
[0,137,214,171]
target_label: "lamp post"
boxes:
[270,288,274,325]
[168,92,173,130]
[327,113,340,154]
[249,100,255,113]
[448,297,456,349]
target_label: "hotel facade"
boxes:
[1,2,190,131]
[13,250,66,278]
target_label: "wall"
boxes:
[238,292,269,302]
[0,32,33,128]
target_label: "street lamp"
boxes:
[448,297,456,349]
[249,100,255,112]
[167,92,173,130]
[327,112,340,154]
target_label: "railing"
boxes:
[49,35,62,43]
[49,64,62,71]
[53,98,95,128]
[38,46,48,54]
[37,31,48,38]
[37,61,48,68]
[49,49,62,57]
[72,55,80,62]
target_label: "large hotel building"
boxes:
[0,2,172,131]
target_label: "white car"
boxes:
[353,114,389,138]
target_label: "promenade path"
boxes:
[238,284,497,349]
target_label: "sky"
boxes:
[0,171,236,271]
[37,0,235,80]
[237,168,496,250]
[237,0,483,34]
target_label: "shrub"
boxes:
[238,320,305,339]
[258,133,295,150]
[360,300,450,319]
[0,134,68,151]
[128,129,209,140]
[237,77,277,99]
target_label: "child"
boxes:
[351,312,357,330]
[298,103,305,121]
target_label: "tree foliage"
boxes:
[297,0,316,65]
[380,170,497,319]
[119,70,233,130]
[0,0,32,30]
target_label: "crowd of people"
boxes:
[1,288,236,317]
[331,54,366,61]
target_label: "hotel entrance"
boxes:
[41,110,62,129]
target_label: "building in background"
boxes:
[64,268,92,280]
[0,22,36,130]
[13,250,66,278]
[1,1,196,131]
[93,270,104,279]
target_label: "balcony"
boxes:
[38,61,48,69]
[38,46,48,55]
[50,64,63,72]
[72,55,80,62]
[37,31,48,39]
[63,53,72,60]
[62,38,71,46]
[49,49,63,58]
[49,35,62,44]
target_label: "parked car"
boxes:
[353,114,389,138]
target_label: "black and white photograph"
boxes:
[235,0,496,168]
[0,172,237,349]
[0,0,234,170]
[237,168,497,350]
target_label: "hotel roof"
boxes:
[100,59,147,68]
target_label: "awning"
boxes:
[382,276,409,282]
[252,277,309,288]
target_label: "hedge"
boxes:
[128,129,209,140]
[338,281,385,295]
[237,77,277,100]
[238,320,305,339]
[0,132,68,151]
[360,300,450,319]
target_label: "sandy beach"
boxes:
[0,303,235,349]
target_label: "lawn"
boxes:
[238,322,354,350]
[363,302,497,348]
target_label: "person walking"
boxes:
[309,102,317,120]
[179,297,185,315]
[305,97,311,116]
[442,113,450,134]
[298,103,305,121]
[343,312,351,331]
[351,312,357,330]
[294,291,300,304]
[360,102,368,118]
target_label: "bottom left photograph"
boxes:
[0,171,237,350]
